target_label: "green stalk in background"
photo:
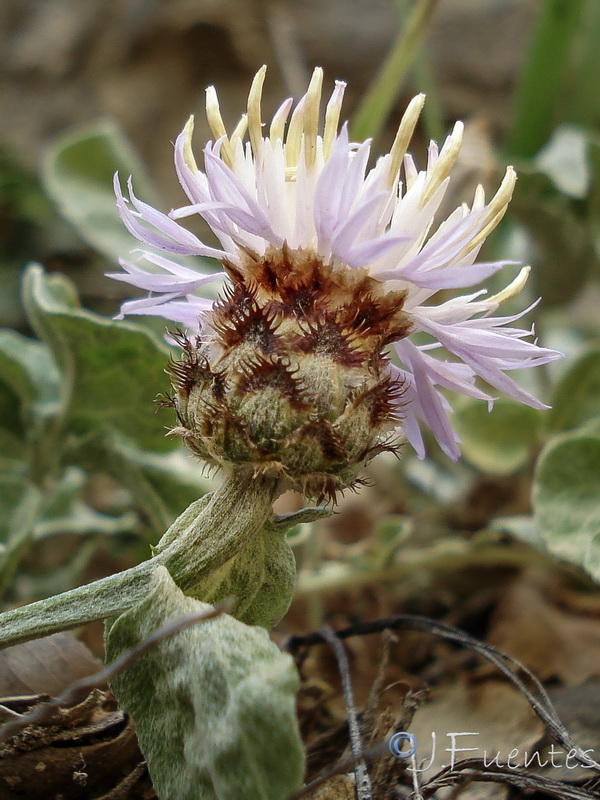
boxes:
[351,0,441,142]
[507,0,585,158]
[562,0,600,128]
[395,0,444,142]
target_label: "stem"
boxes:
[0,471,278,651]
[563,0,600,127]
[351,0,440,142]
[0,562,154,650]
[300,522,324,630]
[160,472,278,594]
[295,540,557,598]
[506,0,585,157]
[396,0,444,142]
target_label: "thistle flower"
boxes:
[110,67,560,499]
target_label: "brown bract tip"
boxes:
[242,245,411,353]
[237,353,312,410]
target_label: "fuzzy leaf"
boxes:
[0,330,59,455]
[534,124,590,198]
[533,421,600,581]
[0,477,39,545]
[0,330,59,413]
[67,433,212,534]
[106,566,304,800]
[41,120,218,280]
[0,331,61,479]
[452,399,541,475]
[0,477,42,593]
[42,120,158,264]
[513,172,597,306]
[490,515,547,550]
[33,467,138,539]
[0,383,23,444]
[547,347,600,432]
[22,264,176,451]
[0,429,25,471]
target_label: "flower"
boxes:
[110,66,560,481]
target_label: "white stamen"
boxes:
[205,88,234,167]
[323,80,346,159]
[247,65,267,156]
[488,265,531,305]
[230,114,248,147]
[463,168,517,253]
[484,166,517,221]
[403,154,418,190]
[472,184,486,209]
[182,116,200,173]
[420,121,464,206]
[114,68,561,464]
[270,98,293,142]
[286,95,306,169]
[303,67,323,169]
[388,94,426,188]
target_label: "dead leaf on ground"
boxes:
[0,635,153,799]
[487,570,600,685]
[406,680,543,798]
[530,681,600,783]
[305,773,356,800]
[0,633,101,697]
[0,689,150,799]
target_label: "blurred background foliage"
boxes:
[1,0,600,624]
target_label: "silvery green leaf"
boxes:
[106,566,304,800]
[547,347,600,433]
[41,120,218,282]
[0,429,24,473]
[535,125,590,198]
[0,330,60,458]
[0,330,60,420]
[452,398,541,475]
[22,264,176,452]
[107,437,214,519]
[34,503,138,539]
[533,420,600,582]
[489,515,547,550]
[0,477,42,594]
[0,477,40,546]
[31,465,138,539]
[42,120,158,264]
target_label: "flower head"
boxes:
[110,67,560,493]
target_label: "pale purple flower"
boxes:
[110,67,560,460]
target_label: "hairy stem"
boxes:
[0,471,278,650]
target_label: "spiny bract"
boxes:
[164,246,410,502]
